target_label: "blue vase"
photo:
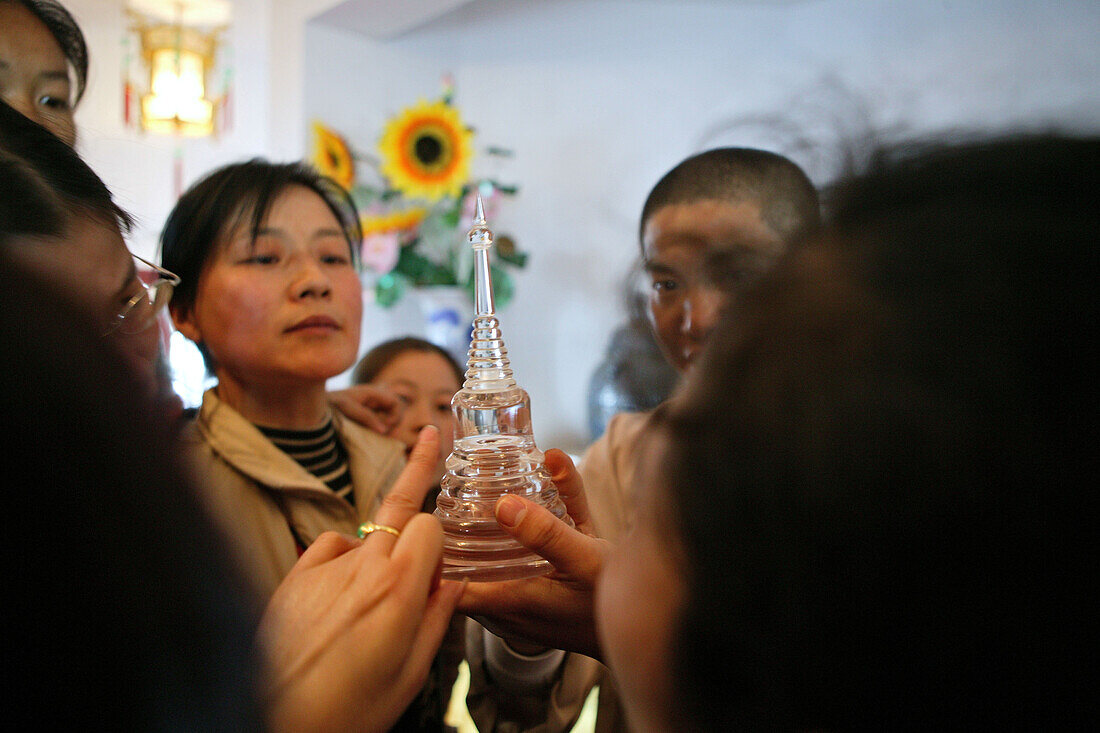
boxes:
[414,286,473,365]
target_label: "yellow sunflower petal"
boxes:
[378,99,473,201]
[360,207,427,237]
[311,120,355,191]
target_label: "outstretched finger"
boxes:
[374,425,440,531]
[386,513,445,600]
[494,494,604,581]
[545,449,595,535]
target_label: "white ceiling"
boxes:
[126,0,233,26]
[310,0,477,39]
[309,0,811,40]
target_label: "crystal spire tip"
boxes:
[468,191,493,252]
[474,192,486,224]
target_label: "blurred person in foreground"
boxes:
[0,99,182,420]
[1,105,461,733]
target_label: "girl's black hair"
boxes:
[161,158,362,318]
[353,336,464,387]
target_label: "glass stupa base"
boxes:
[440,546,554,582]
[435,493,575,581]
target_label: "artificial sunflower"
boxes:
[360,207,427,237]
[311,120,355,190]
[378,99,473,202]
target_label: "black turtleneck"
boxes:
[256,418,354,506]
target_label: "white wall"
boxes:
[63,0,284,260]
[59,0,1100,450]
[304,0,1100,453]
[61,0,349,406]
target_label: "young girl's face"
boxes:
[174,185,362,392]
[371,350,460,478]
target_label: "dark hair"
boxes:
[353,336,464,387]
[0,150,66,243]
[0,252,263,729]
[661,134,1098,729]
[161,158,361,319]
[639,147,821,248]
[4,0,89,105]
[0,99,132,237]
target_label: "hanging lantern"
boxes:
[127,1,229,137]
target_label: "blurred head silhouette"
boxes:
[598,132,1098,731]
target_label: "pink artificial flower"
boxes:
[461,184,502,228]
[360,231,400,274]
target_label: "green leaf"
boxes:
[418,264,457,287]
[393,246,432,280]
[440,198,462,229]
[490,266,515,309]
[350,185,382,206]
[497,250,528,268]
[485,180,518,196]
[393,245,456,286]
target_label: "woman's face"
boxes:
[173,185,362,393]
[370,350,459,479]
[595,439,687,733]
[0,2,77,146]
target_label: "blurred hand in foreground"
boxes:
[259,426,464,733]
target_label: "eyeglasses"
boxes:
[103,253,181,336]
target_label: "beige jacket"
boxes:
[578,410,655,543]
[179,388,406,599]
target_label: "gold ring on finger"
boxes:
[357,521,401,539]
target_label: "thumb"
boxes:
[544,449,594,533]
[494,495,603,579]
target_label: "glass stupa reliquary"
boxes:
[433,194,573,580]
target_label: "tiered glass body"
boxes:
[433,196,572,580]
